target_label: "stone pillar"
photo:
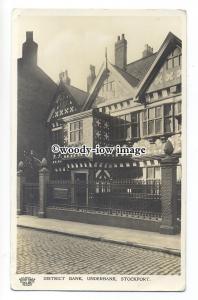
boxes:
[17,161,25,215]
[38,158,49,218]
[160,141,179,234]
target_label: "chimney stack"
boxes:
[22,31,38,66]
[142,44,153,58]
[59,70,71,85]
[87,65,96,92]
[115,34,127,70]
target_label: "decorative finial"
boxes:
[41,158,47,168]
[18,161,24,170]
[164,140,174,156]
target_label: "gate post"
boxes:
[17,161,25,215]
[160,141,179,234]
[38,158,49,218]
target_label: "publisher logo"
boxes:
[19,276,35,286]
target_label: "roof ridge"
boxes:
[127,52,158,67]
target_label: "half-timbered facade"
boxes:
[47,32,182,192]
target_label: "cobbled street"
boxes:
[17,228,181,275]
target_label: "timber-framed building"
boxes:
[47,32,182,207]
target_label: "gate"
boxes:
[74,173,87,206]
[23,182,39,216]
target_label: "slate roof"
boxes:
[113,64,140,87]
[112,52,158,88]
[63,83,88,108]
[51,32,180,113]
[126,52,158,83]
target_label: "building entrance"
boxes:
[73,172,87,206]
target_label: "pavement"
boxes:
[17,227,181,275]
[17,215,181,256]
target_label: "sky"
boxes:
[15,11,184,91]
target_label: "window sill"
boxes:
[143,133,175,144]
[110,137,140,143]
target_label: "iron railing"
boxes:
[47,179,162,220]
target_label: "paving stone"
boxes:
[17,228,181,275]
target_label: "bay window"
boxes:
[175,102,182,132]
[112,112,140,141]
[112,114,131,140]
[164,104,173,133]
[142,102,181,137]
[143,106,162,136]
[131,112,140,138]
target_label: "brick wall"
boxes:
[17,62,57,162]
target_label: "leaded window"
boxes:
[69,120,83,143]
[166,47,182,69]
[142,106,162,136]
[142,102,181,137]
[164,104,173,133]
[174,102,182,132]
[112,112,140,141]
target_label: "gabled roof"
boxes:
[135,32,182,99]
[113,65,140,87]
[47,81,88,122]
[63,83,88,108]
[82,62,138,110]
[126,53,158,83]
[82,64,109,110]
[48,31,181,119]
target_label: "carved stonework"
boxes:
[133,134,181,156]
[168,134,181,153]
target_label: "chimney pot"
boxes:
[142,44,153,58]
[115,33,127,70]
[87,65,96,92]
[26,31,33,41]
[22,31,38,65]
[90,65,95,73]
[59,70,71,85]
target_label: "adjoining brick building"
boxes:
[47,32,182,190]
[17,32,57,164]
